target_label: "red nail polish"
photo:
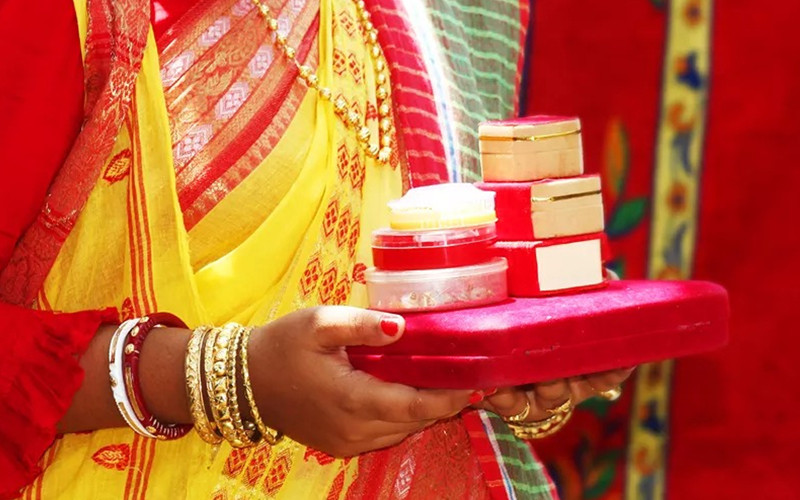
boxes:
[469,391,484,405]
[380,317,401,336]
[485,387,498,396]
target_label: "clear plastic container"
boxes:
[371,223,497,271]
[366,257,509,313]
[388,183,496,230]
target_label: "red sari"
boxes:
[0,1,115,494]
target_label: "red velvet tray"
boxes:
[348,280,729,389]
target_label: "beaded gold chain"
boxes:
[250,0,395,164]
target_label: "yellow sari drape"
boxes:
[26,0,403,497]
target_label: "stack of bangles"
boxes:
[502,386,622,440]
[108,315,282,446]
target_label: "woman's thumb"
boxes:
[309,306,405,348]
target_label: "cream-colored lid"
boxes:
[479,115,581,139]
[387,183,496,230]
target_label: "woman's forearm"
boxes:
[56,325,192,433]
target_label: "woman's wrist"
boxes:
[58,317,274,445]
[138,326,193,426]
[57,324,119,433]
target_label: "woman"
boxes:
[0,0,633,498]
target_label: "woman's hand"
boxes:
[247,306,477,457]
[476,368,636,424]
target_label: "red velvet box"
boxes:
[476,175,604,241]
[348,280,729,389]
[492,233,609,297]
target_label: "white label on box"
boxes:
[535,239,603,292]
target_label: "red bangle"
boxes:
[121,313,193,440]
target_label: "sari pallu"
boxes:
[11,0,555,498]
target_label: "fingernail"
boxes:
[380,316,402,336]
[485,387,498,396]
[469,391,484,405]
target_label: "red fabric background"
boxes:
[0,0,85,271]
[526,1,800,498]
[524,3,663,498]
[674,2,800,497]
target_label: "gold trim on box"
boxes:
[479,128,581,142]
[531,189,601,203]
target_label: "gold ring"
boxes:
[507,404,575,440]
[545,398,573,417]
[596,386,622,401]
[501,399,531,424]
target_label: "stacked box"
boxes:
[476,115,609,297]
[479,115,583,182]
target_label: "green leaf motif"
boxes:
[606,258,626,280]
[585,458,620,499]
[603,119,630,204]
[577,397,612,418]
[607,197,648,238]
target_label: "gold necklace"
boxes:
[250,0,394,164]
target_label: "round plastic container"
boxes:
[371,223,497,271]
[388,183,496,230]
[365,258,509,313]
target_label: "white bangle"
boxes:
[108,319,157,438]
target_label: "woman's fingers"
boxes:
[528,379,571,420]
[341,370,473,423]
[581,368,636,398]
[484,387,564,422]
[560,368,633,403]
[590,368,636,390]
[362,418,439,440]
[566,377,596,402]
[478,368,639,428]
[334,420,441,457]
[341,431,417,457]
[484,387,529,419]
[531,379,570,407]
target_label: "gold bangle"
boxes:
[201,326,222,440]
[240,326,282,445]
[185,326,222,444]
[206,325,237,444]
[224,324,258,447]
